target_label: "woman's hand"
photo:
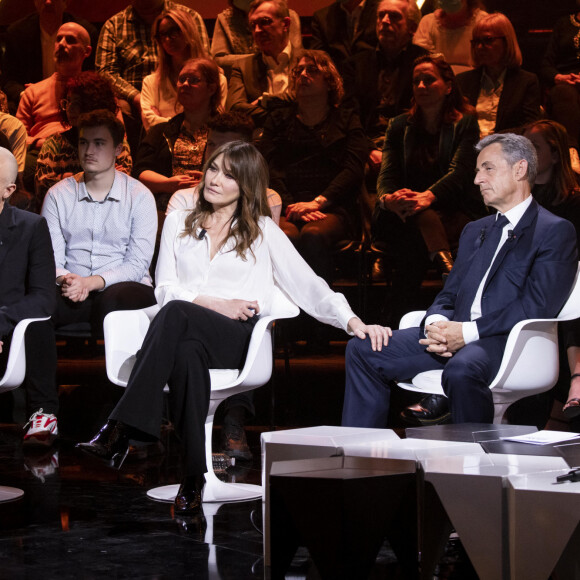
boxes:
[195,296,260,321]
[301,211,327,222]
[555,73,580,86]
[348,317,392,351]
[380,189,435,220]
[164,173,203,193]
[286,201,323,222]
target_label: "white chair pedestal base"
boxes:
[0,486,24,503]
[147,472,262,504]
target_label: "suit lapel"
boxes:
[0,205,16,271]
[484,199,538,288]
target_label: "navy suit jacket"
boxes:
[426,199,578,339]
[0,204,55,338]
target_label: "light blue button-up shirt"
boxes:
[42,171,157,288]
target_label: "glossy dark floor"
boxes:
[0,338,478,580]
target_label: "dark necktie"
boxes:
[477,214,510,280]
[456,214,510,321]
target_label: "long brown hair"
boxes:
[524,120,580,205]
[182,141,271,259]
[408,54,475,125]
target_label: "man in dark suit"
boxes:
[1,0,98,110]
[310,0,379,75]
[0,148,58,444]
[226,0,300,127]
[342,133,578,425]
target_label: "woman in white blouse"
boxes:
[141,8,227,132]
[77,141,391,517]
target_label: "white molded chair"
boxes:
[103,286,300,503]
[397,263,580,424]
[0,317,50,503]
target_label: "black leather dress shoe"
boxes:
[76,420,131,469]
[400,394,451,426]
[175,475,205,515]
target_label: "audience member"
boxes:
[211,0,302,72]
[166,112,281,462]
[35,72,133,207]
[141,8,227,132]
[259,50,368,284]
[374,54,481,329]
[342,0,427,181]
[96,0,209,152]
[41,109,157,338]
[522,120,580,426]
[456,12,541,136]
[16,22,92,192]
[2,0,98,111]
[413,0,487,74]
[167,112,282,224]
[77,140,389,517]
[540,3,580,150]
[135,58,221,211]
[226,0,300,127]
[0,148,57,445]
[0,113,27,179]
[310,0,380,75]
[343,133,578,427]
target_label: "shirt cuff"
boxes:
[424,314,448,336]
[462,321,479,344]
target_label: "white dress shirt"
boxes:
[42,171,158,287]
[262,42,293,96]
[155,211,356,331]
[425,196,533,344]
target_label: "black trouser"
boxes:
[280,213,351,283]
[0,320,58,417]
[110,301,256,476]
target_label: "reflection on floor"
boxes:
[0,340,478,579]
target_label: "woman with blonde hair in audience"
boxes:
[141,8,227,132]
[78,140,390,516]
[456,12,542,136]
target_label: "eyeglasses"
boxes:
[155,27,182,41]
[292,64,321,77]
[470,36,505,47]
[249,16,275,30]
[177,74,205,85]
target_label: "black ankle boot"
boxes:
[76,420,131,470]
[174,474,205,515]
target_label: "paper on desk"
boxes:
[500,430,580,445]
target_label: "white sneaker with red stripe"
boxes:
[23,409,58,446]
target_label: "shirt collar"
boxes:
[481,67,506,91]
[77,173,120,203]
[500,195,533,228]
[261,41,292,70]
